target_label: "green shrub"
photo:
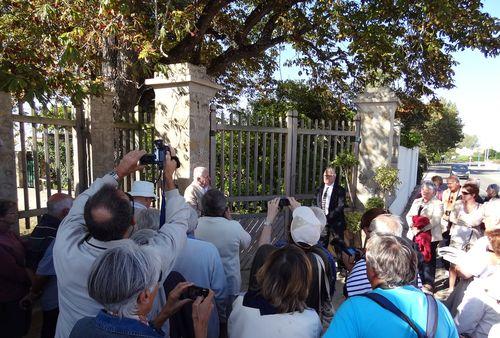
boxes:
[365,196,384,209]
[345,211,363,233]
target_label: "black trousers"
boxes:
[420,241,439,287]
[41,308,59,338]
[0,299,31,338]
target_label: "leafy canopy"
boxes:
[1,0,499,105]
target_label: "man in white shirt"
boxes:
[53,149,190,338]
[195,189,251,316]
[184,167,211,216]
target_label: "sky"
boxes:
[274,0,500,149]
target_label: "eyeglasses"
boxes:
[324,174,334,178]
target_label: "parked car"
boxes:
[450,164,470,179]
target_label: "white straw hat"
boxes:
[128,181,157,199]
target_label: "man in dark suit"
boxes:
[316,167,346,248]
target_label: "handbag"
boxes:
[312,253,334,332]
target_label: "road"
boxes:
[422,162,500,197]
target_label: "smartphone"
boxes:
[278,197,290,208]
[183,285,210,300]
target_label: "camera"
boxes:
[140,139,180,170]
[183,285,210,300]
[278,197,290,208]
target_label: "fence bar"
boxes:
[18,103,30,229]
[220,117,226,193]
[209,107,217,188]
[229,113,234,195]
[261,117,267,200]
[31,105,41,211]
[54,127,62,192]
[311,119,319,192]
[245,114,250,201]
[43,123,52,199]
[297,119,304,194]
[319,120,325,180]
[269,117,275,195]
[237,114,242,202]
[277,117,283,194]
[304,119,311,193]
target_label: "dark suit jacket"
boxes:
[316,183,346,231]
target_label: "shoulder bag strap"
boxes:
[425,294,438,338]
[360,293,425,338]
[313,252,330,299]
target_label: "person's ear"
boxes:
[137,289,150,306]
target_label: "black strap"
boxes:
[425,293,438,338]
[360,292,438,338]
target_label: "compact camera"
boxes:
[140,139,180,170]
[278,197,290,208]
[183,285,210,300]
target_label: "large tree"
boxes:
[1,0,499,116]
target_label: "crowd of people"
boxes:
[0,147,499,338]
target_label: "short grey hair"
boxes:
[420,181,436,193]
[201,189,227,217]
[366,235,418,288]
[47,195,73,217]
[135,208,160,231]
[130,228,157,245]
[193,167,208,180]
[369,214,403,237]
[87,242,161,318]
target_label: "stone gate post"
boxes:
[354,87,400,206]
[0,91,19,233]
[145,63,222,192]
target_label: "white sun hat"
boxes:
[128,181,157,199]
[290,206,322,247]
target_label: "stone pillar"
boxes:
[87,92,115,179]
[0,92,19,233]
[354,87,400,206]
[145,63,222,192]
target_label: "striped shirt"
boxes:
[346,258,422,297]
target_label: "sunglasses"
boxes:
[461,191,471,195]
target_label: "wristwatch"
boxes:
[107,170,120,182]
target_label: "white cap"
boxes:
[290,206,322,247]
[128,181,157,199]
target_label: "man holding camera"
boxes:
[53,148,190,338]
[316,167,346,248]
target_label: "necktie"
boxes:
[322,187,329,213]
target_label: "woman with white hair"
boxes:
[69,243,214,338]
[406,181,444,292]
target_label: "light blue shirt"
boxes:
[36,240,58,311]
[173,237,227,338]
[323,285,458,338]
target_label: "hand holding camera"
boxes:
[115,150,147,179]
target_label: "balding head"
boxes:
[47,193,73,219]
[369,214,403,237]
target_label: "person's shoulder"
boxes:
[187,238,219,253]
[70,316,96,335]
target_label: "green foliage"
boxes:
[400,129,422,149]
[374,166,401,195]
[365,196,385,210]
[345,211,363,233]
[2,0,499,109]
[398,98,464,162]
[332,152,360,169]
[458,134,480,150]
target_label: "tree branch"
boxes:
[165,0,234,63]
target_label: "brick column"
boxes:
[354,87,400,206]
[145,63,222,192]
